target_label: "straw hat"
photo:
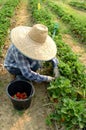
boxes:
[11,24,57,61]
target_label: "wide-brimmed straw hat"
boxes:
[11,24,57,61]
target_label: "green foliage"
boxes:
[58,60,72,78]
[69,1,86,11]
[47,76,76,99]
[55,35,86,88]
[0,0,20,55]
[47,98,86,130]
[60,99,86,129]
[47,0,86,43]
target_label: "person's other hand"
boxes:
[47,76,55,82]
[53,67,60,78]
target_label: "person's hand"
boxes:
[53,67,60,78]
[47,76,55,82]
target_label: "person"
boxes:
[4,24,59,82]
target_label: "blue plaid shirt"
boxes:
[4,44,59,82]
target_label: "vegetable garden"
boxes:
[0,0,86,130]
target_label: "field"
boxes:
[0,0,86,130]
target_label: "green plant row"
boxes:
[69,1,86,11]
[29,0,56,35]
[55,36,86,88]
[0,0,20,55]
[29,0,86,129]
[47,0,86,44]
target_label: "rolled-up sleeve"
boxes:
[51,57,59,68]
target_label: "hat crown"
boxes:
[28,24,48,43]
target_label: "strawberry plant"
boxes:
[55,36,86,88]
[58,60,72,78]
[46,98,86,130]
[47,76,76,100]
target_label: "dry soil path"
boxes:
[0,0,54,130]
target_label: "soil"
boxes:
[0,0,86,130]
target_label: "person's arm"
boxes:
[14,48,54,82]
[51,57,59,68]
[51,57,60,78]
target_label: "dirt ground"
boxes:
[0,0,86,130]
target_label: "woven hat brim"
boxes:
[11,26,57,61]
